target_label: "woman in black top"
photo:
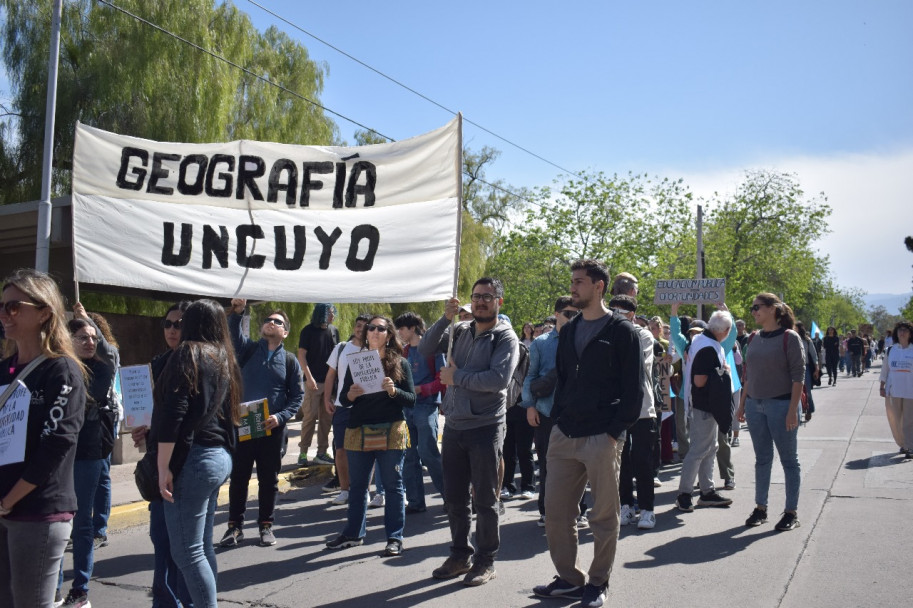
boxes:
[822,327,840,386]
[0,269,86,607]
[152,299,240,608]
[325,315,415,556]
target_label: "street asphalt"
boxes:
[69,361,913,607]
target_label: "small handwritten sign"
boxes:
[654,278,726,304]
[120,364,154,429]
[0,381,30,466]
[346,350,385,394]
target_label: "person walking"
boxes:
[880,321,913,458]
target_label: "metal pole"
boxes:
[35,0,63,272]
[696,204,704,320]
[446,113,464,365]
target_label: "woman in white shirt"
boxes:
[879,321,913,459]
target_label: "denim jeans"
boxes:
[441,422,505,565]
[59,458,105,594]
[344,448,406,541]
[402,401,444,509]
[93,454,112,537]
[163,444,232,608]
[0,517,71,608]
[745,397,801,511]
[150,500,194,608]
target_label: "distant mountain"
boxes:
[862,292,913,315]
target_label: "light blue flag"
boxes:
[811,321,822,338]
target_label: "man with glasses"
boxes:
[420,277,519,587]
[221,299,304,547]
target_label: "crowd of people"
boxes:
[1,265,911,608]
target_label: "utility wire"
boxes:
[94,0,543,208]
[247,0,586,182]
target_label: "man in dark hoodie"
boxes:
[297,303,339,466]
[533,259,644,608]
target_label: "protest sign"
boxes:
[0,382,30,467]
[238,398,271,442]
[120,364,154,429]
[654,278,726,304]
[71,118,462,303]
[347,350,385,394]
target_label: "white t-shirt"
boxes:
[326,341,364,406]
[881,343,913,399]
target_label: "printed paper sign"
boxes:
[0,381,30,466]
[120,364,154,429]
[238,398,272,442]
[347,350,385,394]
[654,278,726,304]
[71,118,461,303]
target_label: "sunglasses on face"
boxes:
[74,334,99,345]
[161,319,182,330]
[0,300,44,316]
[750,304,762,312]
[470,293,497,303]
[263,317,286,328]
[366,324,388,332]
[560,310,578,319]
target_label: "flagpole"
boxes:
[446,113,463,365]
[35,0,63,272]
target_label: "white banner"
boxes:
[71,118,462,302]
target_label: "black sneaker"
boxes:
[533,575,584,599]
[580,582,608,608]
[325,534,363,550]
[697,491,733,508]
[463,562,496,586]
[675,493,694,512]
[93,535,108,549]
[775,512,800,531]
[59,590,91,607]
[321,477,341,493]
[259,525,276,546]
[383,538,403,556]
[219,525,243,547]
[746,507,768,527]
[432,555,473,579]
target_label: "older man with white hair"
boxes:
[675,309,736,513]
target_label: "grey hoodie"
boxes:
[419,315,519,431]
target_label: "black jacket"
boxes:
[552,312,645,440]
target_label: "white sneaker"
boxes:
[653,477,662,487]
[331,490,349,505]
[620,504,637,526]
[637,510,656,530]
[499,488,511,500]
[369,493,385,508]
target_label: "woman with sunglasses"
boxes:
[0,269,86,607]
[54,306,120,606]
[152,299,240,607]
[737,293,806,532]
[131,301,194,608]
[325,315,415,556]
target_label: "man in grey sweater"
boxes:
[419,277,519,587]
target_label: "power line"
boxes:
[246,0,586,182]
[93,0,542,208]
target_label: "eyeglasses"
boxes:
[366,323,388,332]
[750,304,762,312]
[73,334,100,345]
[560,310,578,319]
[470,293,497,303]
[161,319,182,330]
[263,317,286,328]
[0,300,44,316]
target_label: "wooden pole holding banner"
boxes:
[35,0,63,272]
[695,204,704,320]
[446,113,464,365]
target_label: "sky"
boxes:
[2,1,911,297]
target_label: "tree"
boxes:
[701,170,832,321]
[0,0,337,204]
[868,305,903,337]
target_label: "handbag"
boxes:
[529,367,557,399]
[134,447,161,502]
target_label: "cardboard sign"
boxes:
[654,278,726,304]
[120,364,154,429]
[238,398,272,442]
[0,381,30,466]
[346,350,385,394]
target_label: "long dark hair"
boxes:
[755,292,795,329]
[368,315,404,382]
[826,326,837,337]
[67,318,98,361]
[157,299,241,425]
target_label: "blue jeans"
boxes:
[163,444,232,608]
[745,398,801,512]
[150,501,194,608]
[403,402,444,509]
[344,448,405,541]
[93,454,112,537]
[59,458,105,594]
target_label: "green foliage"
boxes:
[0,0,337,204]
[901,295,913,321]
[794,282,867,335]
[868,305,904,337]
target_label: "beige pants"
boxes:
[299,382,332,455]
[886,396,913,451]
[544,427,623,588]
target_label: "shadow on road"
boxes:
[623,519,778,568]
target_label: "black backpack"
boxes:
[507,341,530,408]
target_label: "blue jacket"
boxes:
[521,329,559,417]
[228,313,304,427]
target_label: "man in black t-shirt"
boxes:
[296,303,339,466]
[847,330,865,377]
